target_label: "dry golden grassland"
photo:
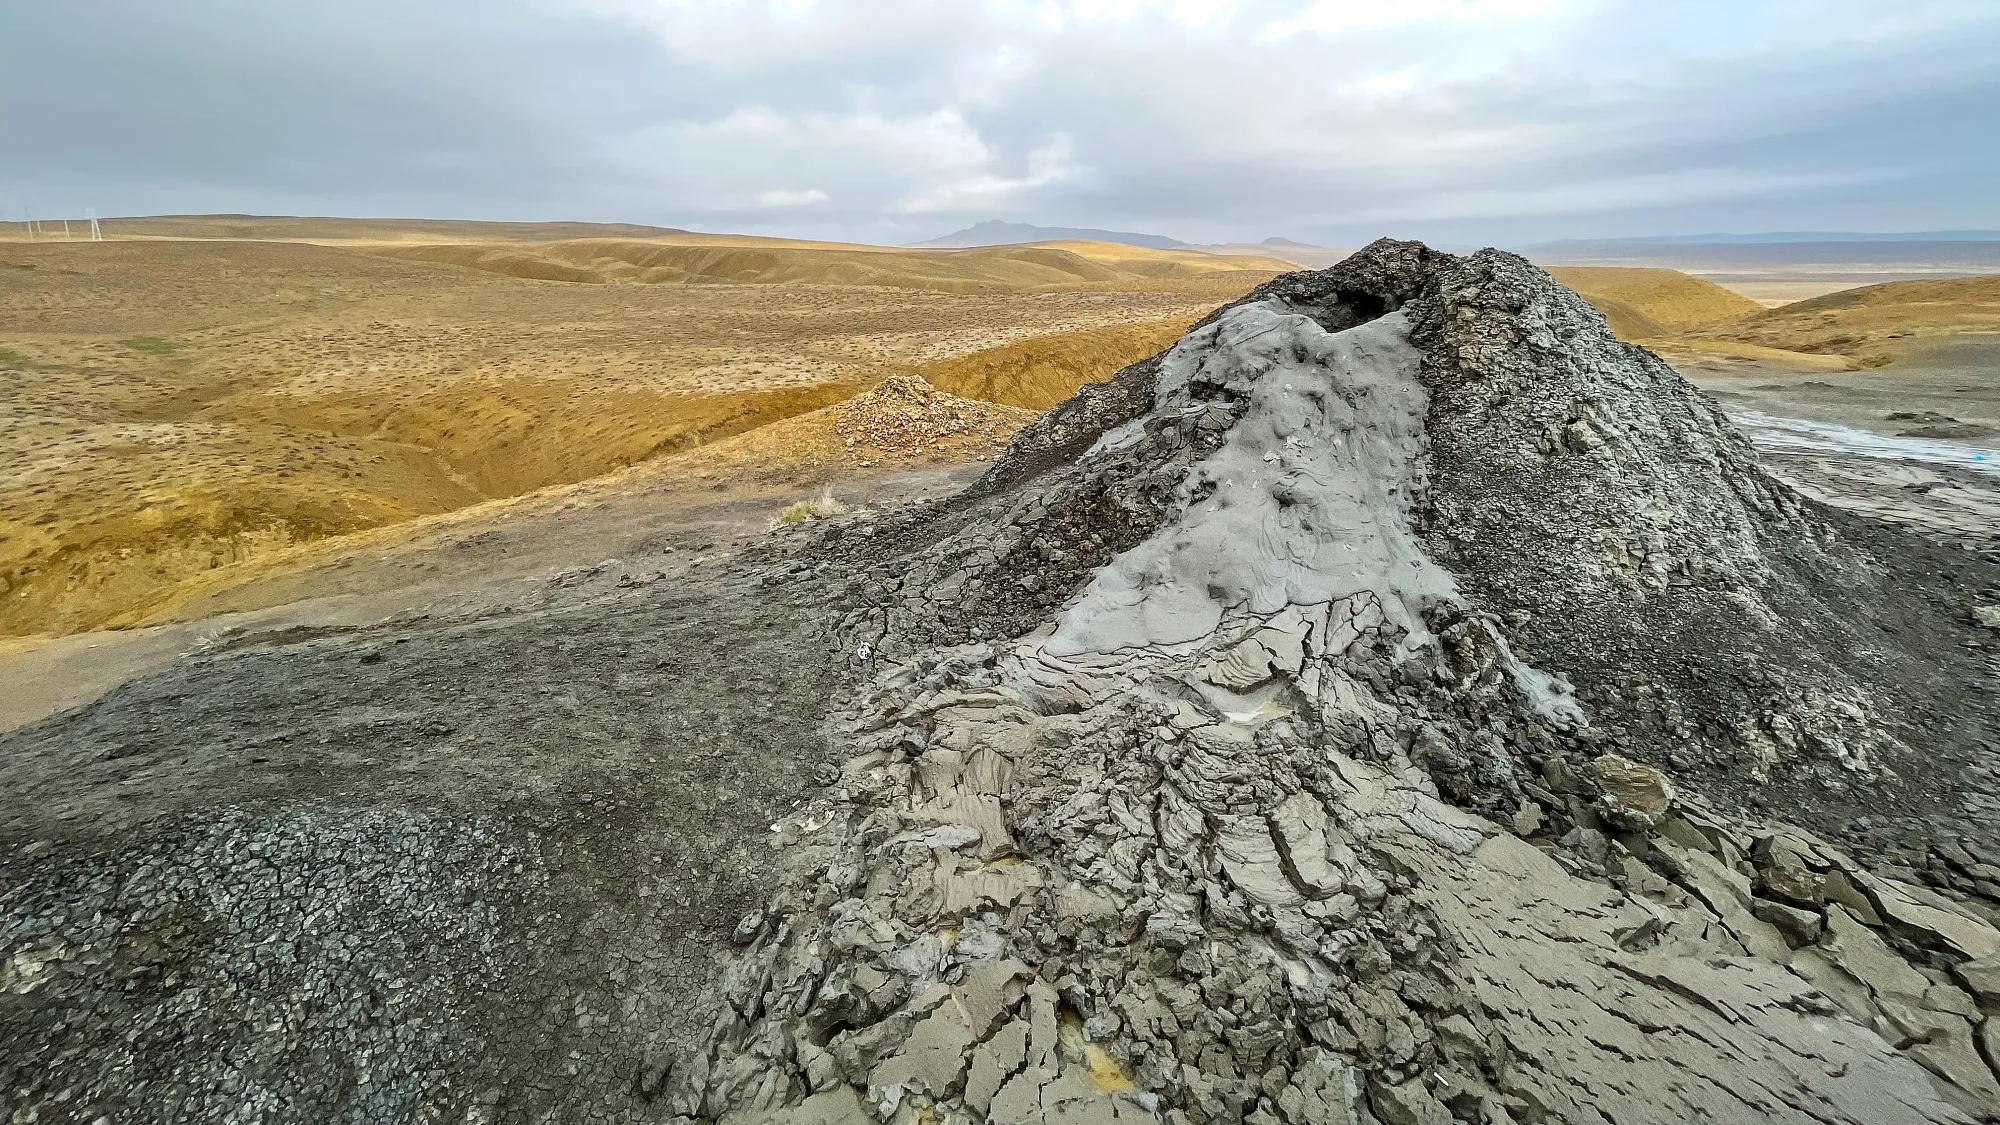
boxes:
[13,214,1988,642]
[1546,267,2000,376]
[371,237,1297,292]
[0,221,1280,636]
[920,317,1196,409]
[1545,266,1765,339]
[1689,275,2000,363]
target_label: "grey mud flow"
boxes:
[6,240,2000,1125]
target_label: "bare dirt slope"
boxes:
[1545,264,1764,337]
[1,232,1273,637]
[616,377,1041,490]
[0,454,979,735]
[920,318,1196,410]
[1695,275,2000,361]
[5,242,1999,1125]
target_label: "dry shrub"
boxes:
[769,489,847,530]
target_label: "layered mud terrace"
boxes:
[4,242,1999,1124]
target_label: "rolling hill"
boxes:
[913,220,1186,249]
[1692,275,2000,360]
[0,228,1273,637]
[1546,266,1765,338]
[370,238,1292,293]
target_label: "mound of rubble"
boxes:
[677,241,2000,1125]
[833,376,1039,464]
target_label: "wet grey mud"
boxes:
[6,241,2000,1125]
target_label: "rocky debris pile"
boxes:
[1928,838,2000,912]
[833,376,1038,464]
[670,241,2000,1125]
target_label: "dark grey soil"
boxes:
[0,560,849,1123]
[0,464,981,1125]
[1675,332,2000,445]
[1564,497,2000,873]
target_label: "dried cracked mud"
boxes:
[7,241,2000,1125]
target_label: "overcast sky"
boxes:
[4,0,1997,246]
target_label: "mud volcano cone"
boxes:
[681,241,2000,1125]
[5,241,1997,1124]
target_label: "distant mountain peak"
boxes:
[913,220,1186,251]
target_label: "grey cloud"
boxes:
[3,0,672,213]
[2,0,1996,243]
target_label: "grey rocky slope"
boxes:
[4,242,1999,1124]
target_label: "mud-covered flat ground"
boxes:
[1669,336,2000,546]
[1673,334,2000,436]
[1,564,827,1121]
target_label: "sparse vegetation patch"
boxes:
[120,336,180,356]
[768,489,847,529]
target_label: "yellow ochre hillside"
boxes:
[920,317,1196,409]
[1546,266,1765,339]
[1693,275,2000,360]
[371,238,1294,293]
[0,221,1282,637]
